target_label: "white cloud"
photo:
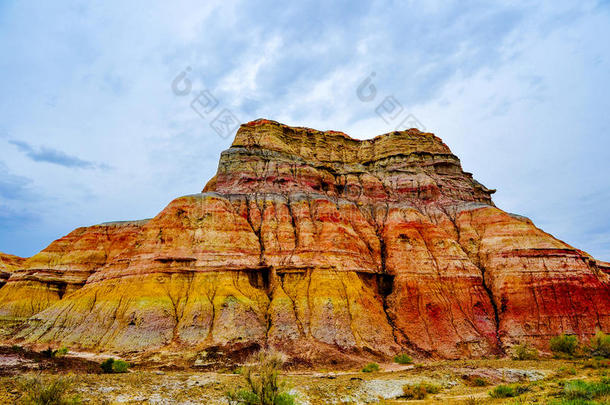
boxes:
[0,0,608,260]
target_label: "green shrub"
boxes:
[489,384,516,398]
[402,382,442,399]
[589,332,610,358]
[18,375,81,404]
[551,334,580,356]
[393,354,413,364]
[489,384,530,398]
[112,359,129,373]
[274,392,296,405]
[512,342,539,360]
[226,389,260,405]
[100,358,114,373]
[563,379,610,400]
[100,358,130,373]
[472,376,489,387]
[361,363,380,373]
[225,350,295,405]
[40,347,69,359]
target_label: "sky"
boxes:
[0,0,609,261]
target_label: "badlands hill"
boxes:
[0,119,608,366]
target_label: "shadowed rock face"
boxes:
[1,119,608,363]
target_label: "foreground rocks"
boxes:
[0,119,608,364]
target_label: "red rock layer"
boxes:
[446,206,609,347]
[4,119,608,363]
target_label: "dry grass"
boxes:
[0,357,607,404]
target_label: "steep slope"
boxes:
[446,207,609,347]
[4,119,609,363]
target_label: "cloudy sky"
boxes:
[0,0,609,260]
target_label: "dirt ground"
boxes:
[0,347,608,404]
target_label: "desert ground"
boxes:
[1,345,609,404]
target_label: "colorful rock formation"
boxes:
[0,253,25,288]
[0,221,147,318]
[0,119,608,364]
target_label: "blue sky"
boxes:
[0,0,609,261]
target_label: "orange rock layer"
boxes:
[1,119,608,363]
[0,253,25,287]
[0,221,147,318]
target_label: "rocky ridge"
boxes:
[0,119,607,365]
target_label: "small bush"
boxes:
[589,332,610,358]
[18,375,81,404]
[489,384,516,398]
[226,389,260,405]
[489,384,530,398]
[112,360,130,373]
[402,383,427,400]
[274,392,296,405]
[41,348,55,358]
[422,382,441,394]
[583,358,610,369]
[362,363,380,373]
[402,382,442,399]
[54,347,69,358]
[225,350,295,405]
[551,335,580,357]
[472,376,489,387]
[393,354,413,364]
[563,379,610,400]
[462,374,489,387]
[100,358,114,373]
[100,358,130,373]
[512,342,539,360]
[556,366,578,377]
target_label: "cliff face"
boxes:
[1,119,608,364]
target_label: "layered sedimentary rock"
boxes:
[0,253,25,287]
[0,221,147,318]
[2,119,608,362]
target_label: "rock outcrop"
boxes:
[0,253,25,288]
[0,221,147,318]
[1,119,608,364]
